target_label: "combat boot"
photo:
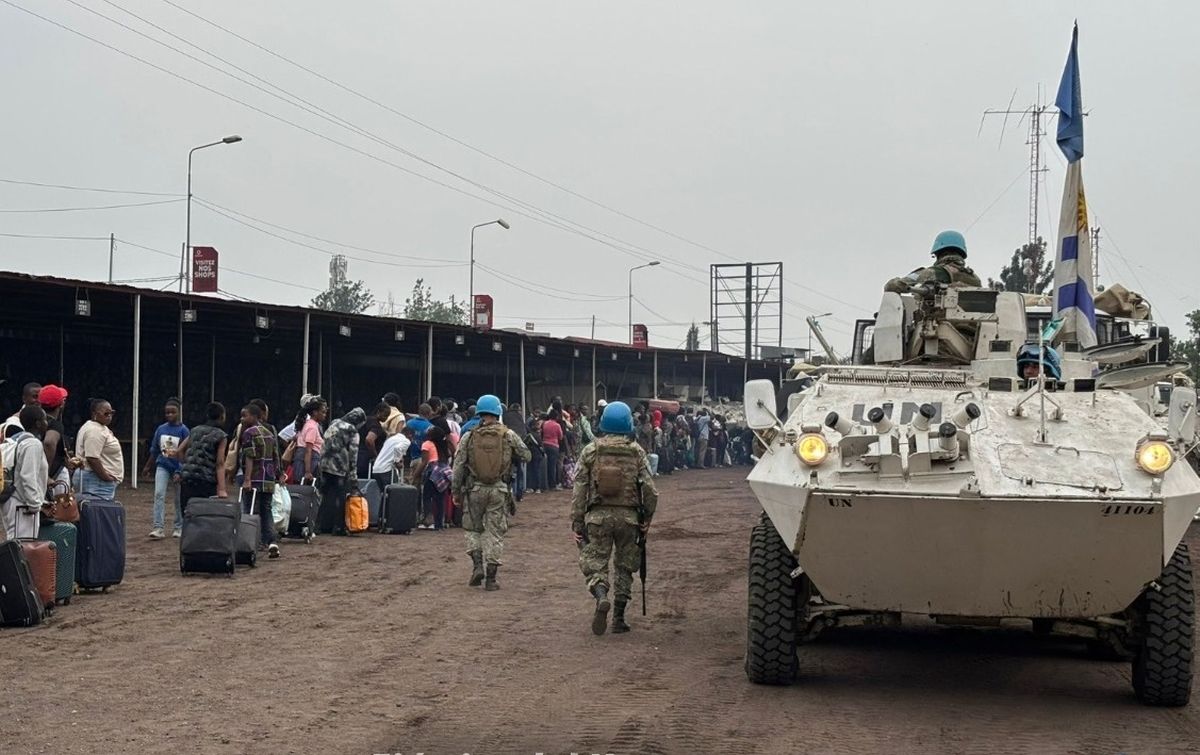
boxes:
[591,584,611,636]
[485,564,500,591]
[468,551,485,587]
[612,600,630,634]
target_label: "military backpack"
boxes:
[467,422,509,484]
[592,440,641,506]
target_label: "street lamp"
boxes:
[808,312,833,362]
[181,135,242,293]
[469,218,510,308]
[628,261,661,344]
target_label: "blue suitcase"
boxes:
[76,497,126,592]
[37,521,77,604]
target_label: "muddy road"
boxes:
[2,467,1197,754]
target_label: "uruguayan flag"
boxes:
[1052,24,1097,348]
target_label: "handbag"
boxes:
[42,480,80,524]
[429,462,453,493]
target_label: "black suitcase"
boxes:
[180,498,238,575]
[357,478,383,527]
[76,496,126,592]
[285,484,318,543]
[381,483,419,534]
[237,490,260,568]
[0,540,45,627]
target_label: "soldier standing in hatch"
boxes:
[452,394,531,591]
[884,229,981,293]
[571,401,658,636]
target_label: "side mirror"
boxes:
[744,379,780,430]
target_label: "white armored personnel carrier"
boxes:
[743,283,1196,706]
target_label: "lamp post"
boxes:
[628,261,660,344]
[181,135,242,293]
[808,312,833,362]
[469,218,510,312]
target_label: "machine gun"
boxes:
[636,479,648,617]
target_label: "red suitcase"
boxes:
[19,540,57,611]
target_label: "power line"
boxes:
[0,177,181,197]
[0,231,110,240]
[0,198,184,213]
[475,262,626,304]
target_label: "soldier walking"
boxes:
[571,401,658,635]
[452,394,531,591]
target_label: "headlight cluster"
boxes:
[1135,439,1174,475]
[795,433,829,466]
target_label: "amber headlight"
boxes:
[1135,440,1174,475]
[796,433,829,466]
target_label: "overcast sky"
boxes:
[3,1,1197,352]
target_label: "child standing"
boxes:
[143,398,189,538]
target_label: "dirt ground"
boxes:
[2,467,1198,755]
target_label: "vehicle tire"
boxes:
[1131,543,1194,707]
[745,512,800,685]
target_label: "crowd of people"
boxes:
[1,381,747,555]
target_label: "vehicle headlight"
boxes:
[796,433,829,466]
[1135,440,1174,475]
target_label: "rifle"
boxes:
[636,479,647,616]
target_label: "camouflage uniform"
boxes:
[884,253,981,293]
[571,436,659,603]
[452,421,531,568]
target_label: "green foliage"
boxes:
[685,322,700,351]
[988,237,1054,294]
[402,278,467,325]
[1171,309,1200,384]
[311,279,376,314]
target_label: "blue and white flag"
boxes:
[1052,24,1097,348]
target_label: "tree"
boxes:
[685,322,700,351]
[1170,309,1200,385]
[403,278,467,325]
[311,279,376,314]
[988,237,1054,294]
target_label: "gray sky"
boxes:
[3,0,1198,352]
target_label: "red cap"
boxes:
[38,384,68,409]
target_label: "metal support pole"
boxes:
[58,323,64,383]
[591,346,597,409]
[317,331,324,396]
[519,340,527,415]
[426,326,434,399]
[302,312,311,395]
[653,350,659,399]
[744,262,753,360]
[570,358,575,405]
[210,334,216,402]
[469,226,475,309]
[702,352,707,402]
[108,233,114,283]
[177,313,184,402]
[132,294,141,490]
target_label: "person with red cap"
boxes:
[37,384,77,490]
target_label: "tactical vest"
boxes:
[467,422,509,484]
[591,438,642,508]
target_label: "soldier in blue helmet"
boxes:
[885,230,981,293]
[570,401,659,635]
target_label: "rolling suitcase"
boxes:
[285,483,318,543]
[76,496,125,592]
[19,540,57,611]
[381,482,419,534]
[37,521,77,605]
[345,491,369,534]
[0,540,45,627]
[237,490,260,568]
[180,498,238,575]
[357,478,382,527]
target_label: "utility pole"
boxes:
[108,233,114,283]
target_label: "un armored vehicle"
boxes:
[743,283,1197,706]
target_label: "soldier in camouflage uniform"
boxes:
[452,394,531,591]
[884,229,981,293]
[571,401,658,635]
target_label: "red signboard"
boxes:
[191,246,219,293]
[632,324,649,349]
[473,294,494,330]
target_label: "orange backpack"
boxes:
[345,493,369,533]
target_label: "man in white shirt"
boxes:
[370,429,411,491]
[3,406,48,540]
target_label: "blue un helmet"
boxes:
[475,394,503,418]
[931,229,968,258]
[1016,344,1063,380]
[598,401,635,435]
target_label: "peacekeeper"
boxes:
[452,394,531,591]
[884,229,981,293]
[570,401,658,636]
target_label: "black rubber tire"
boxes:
[745,512,800,685]
[1131,543,1194,707]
